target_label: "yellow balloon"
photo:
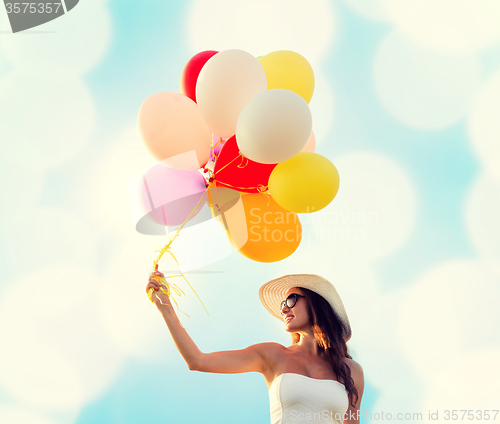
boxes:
[225,193,302,263]
[259,50,315,103]
[269,153,340,213]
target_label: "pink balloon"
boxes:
[300,131,316,153]
[134,161,208,233]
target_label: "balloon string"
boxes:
[211,137,224,161]
[208,136,224,165]
[213,180,269,193]
[210,147,269,192]
[237,155,248,169]
[147,186,210,316]
[261,190,272,207]
[212,152,243,176]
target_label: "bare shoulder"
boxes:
[248,342,286,356]
[247,343,287,385]
[246,342,287,368]
[343,357,363,376]
[343,357,364,394]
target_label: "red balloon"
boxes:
[180,50,218,103]
[213,136,277,193]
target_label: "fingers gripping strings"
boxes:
[148,264,187,313]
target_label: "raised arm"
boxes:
[190,342,278,374]
[147,272,277,375]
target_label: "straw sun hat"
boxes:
[259,274,351,342]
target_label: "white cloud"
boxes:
[423,350,500,420]
[82,126,156,236]
[0,72,95,170]
[340,0,390,22]
[397,260,500,382]
[374,30,481,130]
[0,266,122,410]
[354,286,416,391]
[308,69,335,146]
[0,407,59,424]
[370,390,425,422]
[382,0,500,54]
[468,72,500,183]
[1,206,99,273]
[0,0,112,82]
[465,173,500,274]
[0,154,45,233]
[186,0,336,67]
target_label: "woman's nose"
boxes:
[281,302,290,315]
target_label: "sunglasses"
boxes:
[280,293,306,315]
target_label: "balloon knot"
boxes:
[208,177,214,183]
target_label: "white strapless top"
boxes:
[269,373,349,424]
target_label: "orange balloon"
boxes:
[226,193,302,262]
[137,92,211,170]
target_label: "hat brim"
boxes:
[259,274,351,342]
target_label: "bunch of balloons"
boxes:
[135,49,340,263]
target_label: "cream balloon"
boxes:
[196,49,268,137]
[236,89,312,164]
[137,92,211,170]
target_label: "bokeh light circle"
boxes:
[465,173,500,274]
[382,0,500,54]
[306,150,417,261]
[0,72,95,170]
[187,0,336,66]
[398,260,500,381]
[468,72,500,182]
[0,0,112,82]
[374,30,481,130]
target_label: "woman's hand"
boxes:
[146,271,171,307]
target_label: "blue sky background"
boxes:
[1,0,500,423]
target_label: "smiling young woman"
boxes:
[146,273,364,424]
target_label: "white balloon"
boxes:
[236,89,312,164]
[196,49,267,137]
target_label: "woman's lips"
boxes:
[285,316,293,323]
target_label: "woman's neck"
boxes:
[294,331,322,356]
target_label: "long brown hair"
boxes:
[291,287,358,408]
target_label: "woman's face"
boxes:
[281,287,310,332]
